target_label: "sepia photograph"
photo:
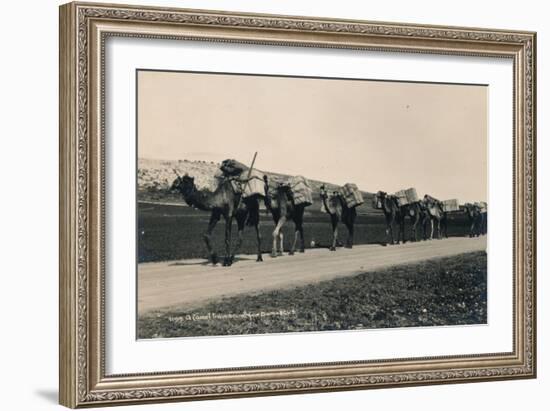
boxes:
[136,69,488,339]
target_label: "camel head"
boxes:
[277,182,293,196]
[423,194,439,207]
[372,191,386,209]
[170,174,195,196]
[423,195,441,217]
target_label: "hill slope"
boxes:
[137,158,377,214]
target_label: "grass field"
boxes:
[138,251,487,338]
[138,202,474,262]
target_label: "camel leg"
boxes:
[347,211,356,248]
[345,214,355,248]
[271,225,279,257]
[230,216,246,263]
[203,211,221,265]
[296,208,306,253]
[422,218,428,241]
[223,215,233,266]
[330,219,338,251]
[272,217,286,257]
[386,221,395,245]
[345,224,354,248]
[278,231,284,256]
[398,219,405,244]
[255,223,263,262]
[410,215,418,242]
[289,229,299,255]
[299,225,305,253]
[395,220,401,245]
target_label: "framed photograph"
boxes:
[59,2,536,408]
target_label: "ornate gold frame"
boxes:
[59,1,536,408]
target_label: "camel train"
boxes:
[169,159,486,266]
[464,202,487,237]
[372,192,451,244]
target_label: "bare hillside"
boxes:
[137,158,376,213]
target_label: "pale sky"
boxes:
[138,70,487,203]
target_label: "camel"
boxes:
[423,195,446,239]
[463,203,482,237]
[263,175,307,257]
[373,191,405,245]
[170,174,263,266]
[400,201,430,242]
[319,185,358,250]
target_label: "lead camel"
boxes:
[170,174,263,266]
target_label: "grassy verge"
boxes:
[138,202,473,262]
[138,251,487,339]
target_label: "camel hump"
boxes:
[220,159,247,177]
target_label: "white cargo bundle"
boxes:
[394,187,418,206]
[475,201,488,213]
[341,183,364,208]
[290,175,313,206]
[241,169,265,198]
[442,199,460,212]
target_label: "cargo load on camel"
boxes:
[289,175,313,206]
[341,183,364,208]
[218,158,264,199]
[395,187,418,206]
[442,199,460,212]
[219,159,247,177]
[265,175,313,207]
[475,201,488,213]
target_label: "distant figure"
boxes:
[319,185,358,251]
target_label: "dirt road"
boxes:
[138,236,486,314]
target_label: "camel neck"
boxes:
[383,197,396,215]
[321,194,331,213]
[336,195,348,210]
[181,187,213,211]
